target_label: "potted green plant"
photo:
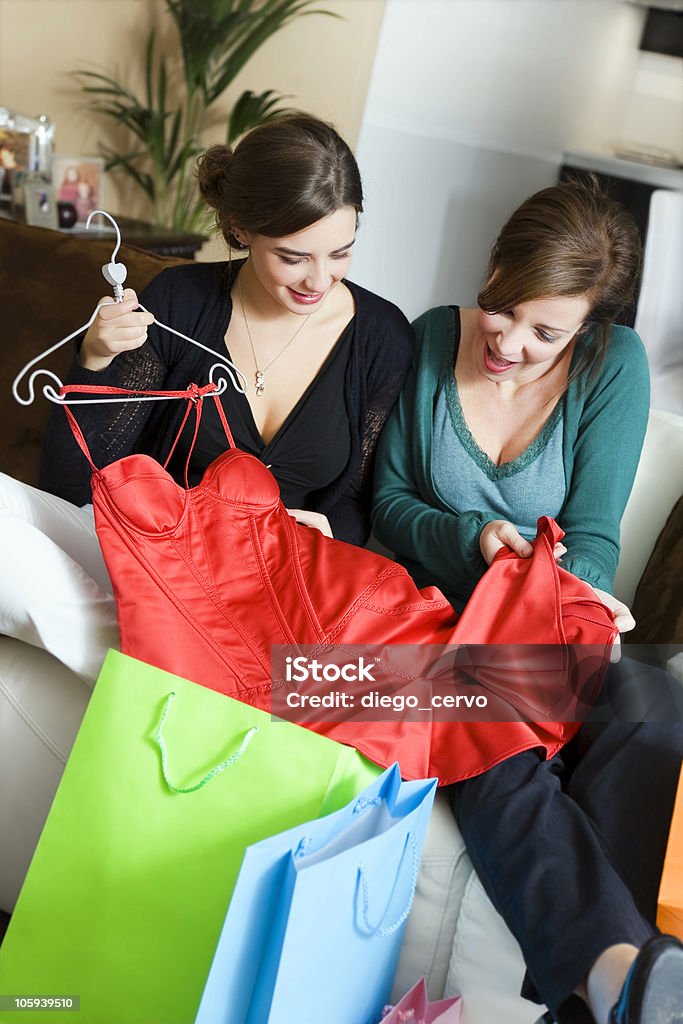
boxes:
[74,0,336,232]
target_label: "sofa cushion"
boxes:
[445,872,540,1024]
[0,217,187,486]
[0,635,90,912]
[631,494,683,645]
[612,410,683,607]
[391,793,472,1001]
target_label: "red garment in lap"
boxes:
[65,386,618,784]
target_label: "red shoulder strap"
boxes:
[62,405,98,472]
[59,382,236,480]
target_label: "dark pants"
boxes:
[446,714,683,1017]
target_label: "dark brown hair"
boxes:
[477,177,642,384]
[196,113,363,249]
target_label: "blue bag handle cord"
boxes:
[154,691,258,794]
[352,795,382,814]
[357,831,419,938]
[293,794,384,859]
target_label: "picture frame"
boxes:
[52,155,104,224]
[23,180,59,229]
[0,107,54,207]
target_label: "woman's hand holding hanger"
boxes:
[80,288,155,372]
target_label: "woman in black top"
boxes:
[41,113,414,545]
[1,113,413,682]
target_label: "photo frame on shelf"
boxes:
[23,180,59,229]
[0,108,53,208]
[52,155,104,224]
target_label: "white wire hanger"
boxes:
[12,209,248,407]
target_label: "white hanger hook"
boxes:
[86,209,122,263]
[86,209,127,300]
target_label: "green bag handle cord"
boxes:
[154,691,258,794]
[357,831,419,938]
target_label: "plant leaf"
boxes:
[99,147,155,199]
[206,2,337,103]
[144,31,155,111]
[72,0,342,229]
[227,88,294,144]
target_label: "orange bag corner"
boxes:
[658,764,683,940]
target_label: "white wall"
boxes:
[352,0,652,319]
[622,52,683,159]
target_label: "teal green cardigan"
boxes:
[372,306,650,609]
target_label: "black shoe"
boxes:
[610,934,683,1023]
[534,996,596,1023]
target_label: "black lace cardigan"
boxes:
[40,261,414,546]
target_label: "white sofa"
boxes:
[1,410,682,1024]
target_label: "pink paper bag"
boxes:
[381,978,462,1023]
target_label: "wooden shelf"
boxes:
[68,215,208,260]
[0,208,207,260]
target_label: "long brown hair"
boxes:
[196,113,363,249]
[477,177,642,384]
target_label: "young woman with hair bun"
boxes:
[0,114,414,913]
[1,113,414,685]
[41,112,414,547]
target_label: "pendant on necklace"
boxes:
[255,369,265,396]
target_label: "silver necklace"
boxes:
[238,275,311,396]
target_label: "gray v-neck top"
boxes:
[432,314,566,541]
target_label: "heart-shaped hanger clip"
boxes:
[85,209,128,301]
[102,260,128,292]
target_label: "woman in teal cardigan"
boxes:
[372,181,683,1024]
[372,306,648,614]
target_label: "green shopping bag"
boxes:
[0,650,381,1024]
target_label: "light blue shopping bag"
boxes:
[195,763,436,1024]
